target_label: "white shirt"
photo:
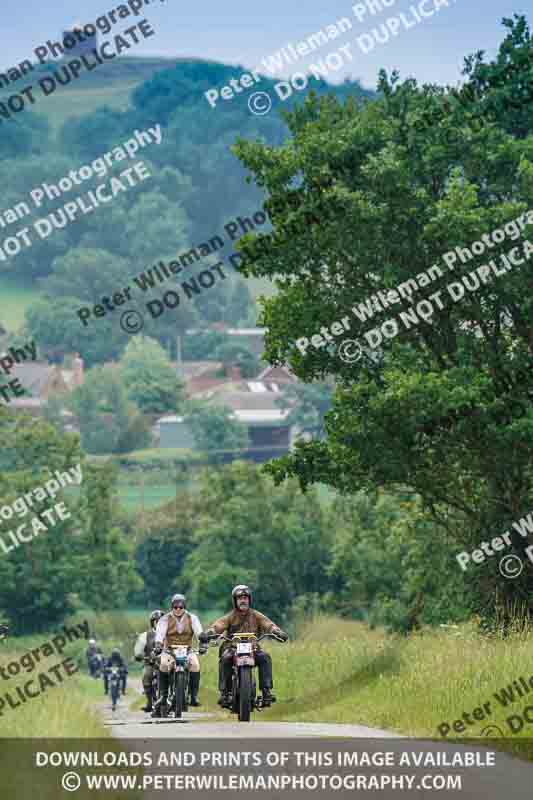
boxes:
[155,610,203,646]
[134,631,147,659]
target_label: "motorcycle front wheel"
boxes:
[238,666,252,722]
[111,682,119,709]
[174,671,185,718]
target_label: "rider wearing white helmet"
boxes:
[152,594,205,716]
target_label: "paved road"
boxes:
[98,683,399,738]
[95,683,533,799]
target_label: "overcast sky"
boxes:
[1,1,529,91]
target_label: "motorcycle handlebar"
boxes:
[209,632,288,645]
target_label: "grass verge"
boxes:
[244,615,533,759]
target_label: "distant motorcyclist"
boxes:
[0,623,8,641]
[152,594,205,717]
[134,609,163,713]
[86,638,104,677]
[103,647,128,695]
[200,584,288,708]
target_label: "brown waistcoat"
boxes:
[166,612,193,647]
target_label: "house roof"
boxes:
[8,397,44,408]
[257,364,296,382]
[174,361,224,380]
[207,391,287,412]
[10,363,57,396]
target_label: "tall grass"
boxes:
[0,619,144,799]
[257,615,533,753]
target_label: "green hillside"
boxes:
[0,57,281,332]
[0,56,372,340]
[1,57,184,131]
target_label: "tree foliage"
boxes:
[185,401,250,464]
[182,462,332,621]
[232,16,533,619]
[120,336,184,414]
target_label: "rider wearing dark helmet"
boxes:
[103,647,128,695]
[200,584,288,708]
[134,609,163,712]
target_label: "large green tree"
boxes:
[134,496,197,606]
[75,462,142,610]
[68,366,150,454]
[0,409,82,632]
[182,462,332,620]
[120,336,184,414]
[326,490,471,632]
[232,17,533,620]
[185,402,250,464]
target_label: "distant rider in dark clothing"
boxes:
[103,647,128,694]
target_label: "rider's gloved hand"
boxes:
[272,627,288,641]
[152,642,163,658]
[198,631,210,645]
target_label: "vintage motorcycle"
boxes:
[153,645,198,719]
[88,652,104,678]
[210,631,286,722]
[109,666,122,712]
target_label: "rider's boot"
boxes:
[189,672,201,707]
[217,658,232,707]
[262,688,276,707]
[142,688,153,713]
[152,672,170,718]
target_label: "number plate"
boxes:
[172,646,188,657]
[236,642,252,654]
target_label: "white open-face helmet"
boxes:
[232,584,252,608]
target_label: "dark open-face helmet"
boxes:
[150,609,163,627]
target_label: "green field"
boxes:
[41,81,140,132]
[0,57,180,133]
[0,277,41,331]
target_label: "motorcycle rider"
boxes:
[152,594,205,717]
[134,610,163,713]
[86,638,104,677]
[103,647,128,695]
[200,584,288,708]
